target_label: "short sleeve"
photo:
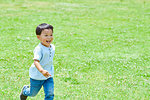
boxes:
[33,47,42,61]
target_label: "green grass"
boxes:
[0,0,150,99]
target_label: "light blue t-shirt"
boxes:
[29,43,55,80]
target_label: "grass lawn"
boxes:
[0,0,150,99]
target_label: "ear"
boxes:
[37,35,40,40]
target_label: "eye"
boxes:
[45,35,48,36]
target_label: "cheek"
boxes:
[51,37,54,40]
[42,37,47,40]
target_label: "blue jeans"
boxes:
[23,78,54,100]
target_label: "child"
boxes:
[20,23,55,100]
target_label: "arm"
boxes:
[34,59,51,78]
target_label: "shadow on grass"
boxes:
[62,77,80,85]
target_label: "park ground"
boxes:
[0,0,150,99]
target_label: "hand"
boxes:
[41,70,51,78]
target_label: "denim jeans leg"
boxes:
[43,78,54,100]
[23,78,43,97]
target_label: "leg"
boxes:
[23,78,43,97]
[43,78,54,100]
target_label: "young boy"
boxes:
[20,23,55,100]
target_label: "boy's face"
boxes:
[37,29,53,47]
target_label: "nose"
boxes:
[47,36,53,39]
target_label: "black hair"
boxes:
[36,23,53,35]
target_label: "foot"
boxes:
[20,85,29,100]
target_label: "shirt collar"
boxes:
[39,43,51,49]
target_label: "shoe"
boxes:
[20,85,29,100]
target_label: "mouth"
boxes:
[46,40,51,43]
